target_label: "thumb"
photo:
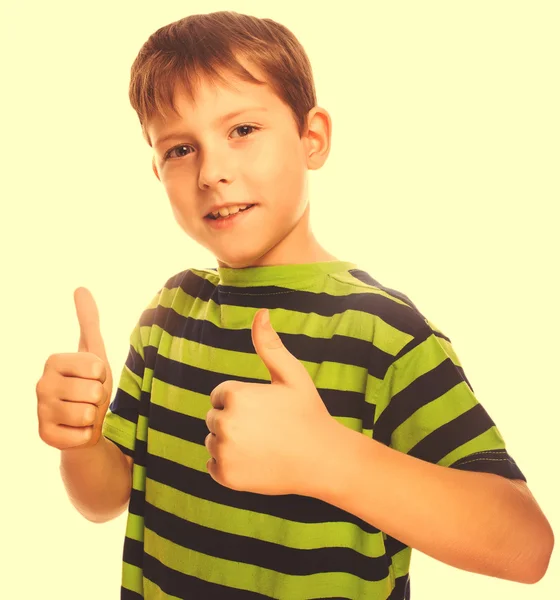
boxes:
[251,309,308,386]
[74,287,108,362]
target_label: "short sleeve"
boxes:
[102,289,161,458]
[101,320,145,458]
[373,321,526,482]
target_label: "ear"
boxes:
[304,107,332,170]
[152,156,161,181]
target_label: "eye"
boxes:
[231,124,259,138]
[164,145,191,160]
[163,125,260,161]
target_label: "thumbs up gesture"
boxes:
[36,288,113,450]
[205,309,338,496]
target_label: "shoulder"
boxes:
[329,267,442,342]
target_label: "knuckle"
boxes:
[82,428,95,445]
[90,381,105,404]
[38,423,47,443]
[90,358,105,381]
[37,400,48,422]
[217,415,229,438]
[83,405,97,426]
[38,424,55,447]
[45,353,58,370]
[36,374,55,399]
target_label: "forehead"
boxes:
[147,64,286,138]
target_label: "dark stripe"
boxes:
[393,329,431,360]
[128,477,146,516]
[144,309,393,379]
[131,454,381,534]
[123,532,144,569]
[450,449,526,481]
[109,388,140,425]
[147,268,438,345]
[141,499,391,581]
[349,270,450,347]
[348,270,422,314]
[124,537,270,598]
[142,550,272,599]
[409,403,495,463]
[388,574,411,600]
[146,368,372,429]
[391,331,474,391]
[374,357,466,446]
[133,438,147,468]
[121,587,143,599]
[385,536,408,559]
[107,437,135,459]
[125,345,145,379]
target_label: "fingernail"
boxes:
[262,309,270,325]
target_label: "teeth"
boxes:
[212,204,249,218]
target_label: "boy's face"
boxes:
[147,61,331,268]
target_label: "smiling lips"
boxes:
[206,203,256,220]
[204,204,257,229]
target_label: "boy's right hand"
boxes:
[36,287,114,450]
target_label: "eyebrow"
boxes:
[154,106,269,147]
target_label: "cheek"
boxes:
[162,174,194,212]
[250,141,306,195]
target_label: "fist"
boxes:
[36,287,114,450]
[205,308,337,496]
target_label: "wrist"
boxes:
[60,434,107,467]
[300,418,359,501]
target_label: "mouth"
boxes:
[204,204,256,220]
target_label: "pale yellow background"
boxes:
[1,0,558,598]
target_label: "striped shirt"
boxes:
[102,260,525,599]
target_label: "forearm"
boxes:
[311,422,553,583]
[60,435,132,523]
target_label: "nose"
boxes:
[198,148,233,190]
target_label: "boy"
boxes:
[36,10,553,600]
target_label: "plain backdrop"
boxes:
[1,1,558,598]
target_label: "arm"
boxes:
[310,423,554,584]
[60,436,133,524]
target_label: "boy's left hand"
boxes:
[205,308,338,496]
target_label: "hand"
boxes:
[36,287,114,450]
[205,308,337,496]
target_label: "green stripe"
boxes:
[151,322,371,392]
[143,527,393,599]
[391,547,412,577]
[440,426,506,467]
[136,414,149,443]
[132,464,146,492]
[149,428,209,472]
[102,419,136,452]
[145,478,386,557]
[391,381,477,453]
[157,282,412,357]
[126,513,145,543]
[122,562,144,595]
[143,577,182,599]
[149,378,363,432]
[379,334,453,401]
[118,366,142,399]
